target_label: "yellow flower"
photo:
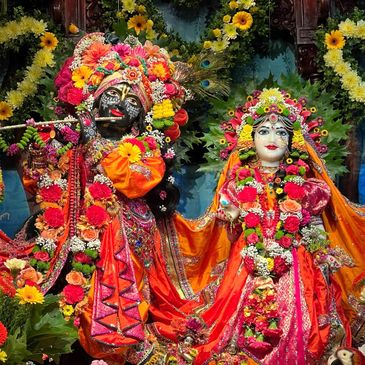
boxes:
[232,11,253,31]
[62,304,74,316]
[0,350,7,363]
[146,29,157,40]
[18,79,37,95]
[240,0,256,9]
[229,1,239,9]
[6,90,24,108]
[325,30,345,50]
[356,20,365,39]
[116,11,123,18]
[32,19,47,35]
[212,28,222,38]
[211,39,229,52]
[68,23,79,34]
[138,5,147,13]
[323,49,343,68]
[4,258,27,271]
[267,258,274,271]
[286,158,293,164]
[321,129,329,137]
[227,109,235,116]
[334,61,351,75]
[259,88,284,106]
[0,101,13,120]
[310,107,316,113]
[223,23,238,40]
[146,19,154,30]
[351,85,365,102]
[127,15,147,35]
[122,0,136,13]
[219,138,226,145]
[146,125,153,131]
[72,65,93,88]
[40,32,59,50]
[338,19,356,37]
[223,15,231,23]
[342,71,361,90]
[203,40,212,49]
[276,188,283,194]
[118,142,142,163]
[16,285,45,305]
[165,136,171,143]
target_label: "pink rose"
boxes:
[238,187,257,203]
[244,213,260,228]
[238,168,251,180]
[285,165,299,175]
[278,236,292,248]
[165,83,178,97]
[283,216,301,233]
[74,252,92,264]
[34,251,50,262]
[246,233,259,245]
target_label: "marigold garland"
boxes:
[0,16,58,122]
[323,18,365,103]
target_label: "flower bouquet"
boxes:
[0,258,78,364]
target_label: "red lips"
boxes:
[111,109,125,117]
[265,145,278,150]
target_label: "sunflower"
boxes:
[127,15,147,35]
[0,101,13,120]
[62,304,75,316]
[232,11,253,31]
[72,66,93,88]
[16,285,45,305]
[40,32,59,51]
[325,30,345,50]
[118,142,142,163]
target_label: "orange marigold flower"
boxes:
[82,42,112,68]
[148,62,171,81]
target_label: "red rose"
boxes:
[74,252,93,264]
[244,256,255,272]
[88,182,112,200]
[164,123,181,141]
[44,207,64,228]
[0,321,7,346]
[238,187,257,203]
[39,185,63,202]
[244,212,260,228]
[278,236,292,248]
[66,86,86,106]
[285,165,299,175]
[63,284,84,304]
[238,168,251,180]
[34,251,50,262]
[283,216,300,233]
[173,108,189,126]
[284,182,305,200]
[144,136,157,150]
[85,205,109,227]
[273,256,289,276]
[246,233,259,245]
[165,83,178,97]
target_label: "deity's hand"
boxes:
[78,112,97,144]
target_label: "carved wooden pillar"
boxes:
[50,0,87,34]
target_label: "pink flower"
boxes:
[284,182,305,200]
[273,256,289,276]
[285,165,299,175]
[238,168,251,180]
[165,83,178,97]
[301,209,311,226]
[88,182,112,200]
[144,136,157,150]
[63,284,84,304]
[44,207,64,228]
[278,236,292,248]
[112,43,131,57]
[55,57,73,89]
[85,205,109,227]
[74,252,93,264]
[238,187,257,203]
[244,213,260,228]
[39,185,63,202]
[246,233,259,245]
[244,256,255,273]
[283,216,300,233]
[34,251,50,262]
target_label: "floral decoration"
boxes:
[0,16,58,123]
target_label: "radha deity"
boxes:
[128,88,365,365]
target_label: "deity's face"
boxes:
[96,82,143,140]
[254,119,289,166]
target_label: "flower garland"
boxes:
[100,0,273,57]
[0,16,59,122]
[323,18,365,103]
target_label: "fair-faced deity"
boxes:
[96,83,143,140]
[254,118,289,167]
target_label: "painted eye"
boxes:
[125,96,139,106]
[276,130,288,137]
[258,129,270,135]
[106,89,119,97]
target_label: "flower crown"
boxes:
[55,33,190,141]
[220,88,329,163]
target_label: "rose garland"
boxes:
[0,16,58,123]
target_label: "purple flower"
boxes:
[288,114,297,122]
[298,96,308,106]
[61,126,79,144]
[186,317,203,332]
[159,190,167,200]
[301,209,311,226]
[54,106,65,116]
[25,118,36,126]
[252,90,261,98]
[7,144,20,156]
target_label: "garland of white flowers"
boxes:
[0,16,59,122]
[323,18,365,103]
